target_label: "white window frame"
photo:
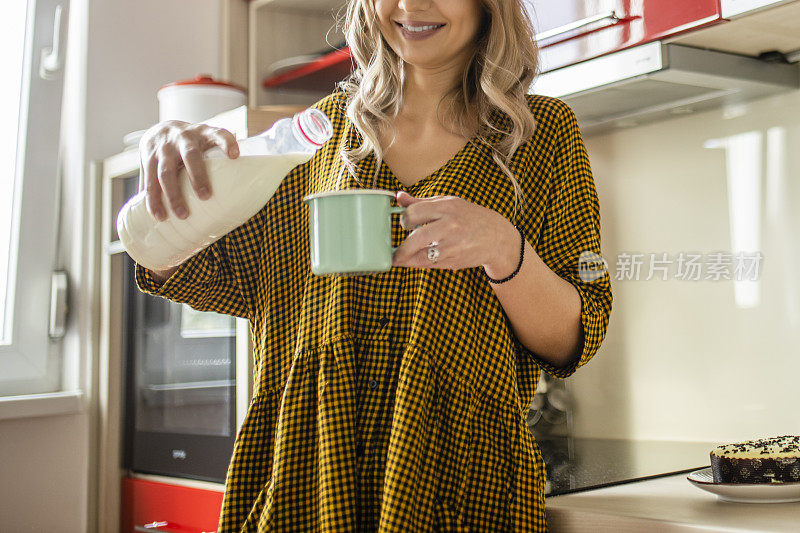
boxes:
[0,0,70,398]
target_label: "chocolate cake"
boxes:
[710,435,800,483]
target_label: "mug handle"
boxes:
[390,206,406,253]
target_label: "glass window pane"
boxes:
[0,0,27,345]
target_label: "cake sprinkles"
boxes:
[710,435,800,484]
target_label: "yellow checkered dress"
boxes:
[136,92,612,532]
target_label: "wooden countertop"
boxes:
[546,472,800,532]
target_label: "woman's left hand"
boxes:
[392,190,518,275]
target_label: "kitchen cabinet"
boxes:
[237,0,800,108]
[120,476,223,533]
[242,0,736,106]
[248,0,345,107]
[527,0,723,72]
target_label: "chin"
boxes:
[397,51,449,70]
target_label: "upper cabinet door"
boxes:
[526,0,722,72]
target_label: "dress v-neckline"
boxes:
[381,136,477,191]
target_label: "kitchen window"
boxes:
[0,0,70,397]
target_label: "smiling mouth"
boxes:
[395,22,446,33]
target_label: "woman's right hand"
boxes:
[138,120,240,222]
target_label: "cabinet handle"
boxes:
[134,524,169,532]
[134,522,216,533]
[535,10,620,43]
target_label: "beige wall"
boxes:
[572,87,800,442]
[0,414,90,531]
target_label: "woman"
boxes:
[136,0,613,530]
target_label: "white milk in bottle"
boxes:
[117,108,332,272]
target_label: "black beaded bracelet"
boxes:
[484,225,525,284]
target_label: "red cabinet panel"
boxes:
[121,477,224,533]
[527,0,723,72]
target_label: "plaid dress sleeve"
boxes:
[135,208,269,321]
[526,99,613,378]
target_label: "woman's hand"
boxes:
[138,120,240,221]
[391,191,519,277]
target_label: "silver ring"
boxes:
[427,241,440,263]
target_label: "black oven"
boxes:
[121,177,237,483]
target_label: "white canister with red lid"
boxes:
[157,74,246,124]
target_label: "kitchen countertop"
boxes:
[546,471,800,532]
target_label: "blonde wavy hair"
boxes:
[335,0,539,220]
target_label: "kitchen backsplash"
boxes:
[571,86,800,443]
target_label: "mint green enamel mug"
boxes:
[302,189,406,276]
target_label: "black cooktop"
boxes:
[537,437,717,496]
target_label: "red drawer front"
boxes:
[121,477,224,533]
[528,0,723,72]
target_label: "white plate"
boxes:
[687,467,800,503]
